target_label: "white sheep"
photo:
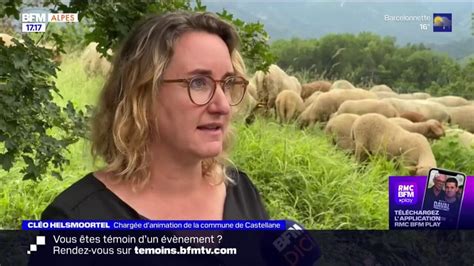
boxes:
[446,105,474,133]
[303,91,324,109]
[81,42,112,77]
[298,88,377,128]
[396,93,427,100]
[399,111,427,122]
[330,79,355,90]
[381,98,415,113]
[427,96,470,107]
[375,91,399,99]
[250,70,265,97]
[259,64,284,106]
[324,113,359,151]
[411,92,431,99]
[275,90,304,123]
[232,84,258,123]
[336,99,399,118]
[301,80,331,99]
[0,33,16,46]
[389,117,445,139]
[445,129,474,149]
[411,100,450,123]
[259,64,301,110]
[351,113,436,176]
[286,76,302,95]
[370,84,393,93]
[382,98,450,122]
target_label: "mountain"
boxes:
[427,37,474,60]
[203,0,474,58]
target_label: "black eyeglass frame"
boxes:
[162,75,249,106]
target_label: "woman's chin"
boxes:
[197,143,223,158]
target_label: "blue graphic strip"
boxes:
[22,220,286,230]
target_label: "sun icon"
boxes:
[433,16,444,26]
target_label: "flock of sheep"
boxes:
[234,61,474,176]
[4,32,473,176]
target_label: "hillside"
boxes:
[203,0,474,59]
[427,38,474,61]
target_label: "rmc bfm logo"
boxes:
[395,183,417,205]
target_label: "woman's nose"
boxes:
[207,84,231,115]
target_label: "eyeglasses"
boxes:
[162,75,248,106]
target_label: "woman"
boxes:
[42,11,269,220]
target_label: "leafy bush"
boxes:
[0,36,88,181]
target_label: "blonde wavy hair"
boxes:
[91,11,246,189]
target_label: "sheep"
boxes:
[259,64,284,106]
[381,98,414,113]
[245,70,267,120]
[324,113,359,151]
[446,129,474,149]
[298,88,377,128]
[275,90,304,123]
[330,79,355,90]
[427,96,470,107]
[389,118,445,139]
[446,105,474,133]
[304,91,324,109]
[0,33,16,46]
[232,84,258,123]
[399,111,427,122]
[375,91,399,99]
[370,84,393,93]
[259,64,301,110]
[246,78,258,100]
[390,93,432,100]
[81,42,112,77]
[391,92,430,100]
[395,93,417,99]
[301,80,331,99]
[382,98,450,122]
[336,99,399,118]
[286,76,302,95]
[410,100,450,123]
[250,70,265,96]
[411,92,431,99]
[351,113,436,176]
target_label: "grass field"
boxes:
[1,55,473,229]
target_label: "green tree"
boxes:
[0,36,88,180]
[270,32,472,95]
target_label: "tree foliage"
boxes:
[41,0,274,70]
[0,36,88,180]
[271,33,473,99]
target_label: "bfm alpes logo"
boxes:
[21,12,78,32]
